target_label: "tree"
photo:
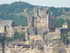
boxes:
[13,31,25,41]
[6,36,13,42]
[13,31,19,40]
[61,31,69,45]
[19,32,25,41]
[55,18,65,28]
[48,7,64,16]
[0,34,6,53]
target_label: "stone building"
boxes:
[62,22,68,29]
[5,41,43,53]
[60,22,68,34]
[44,40,66,53]
[28,7,56,35]
[0,20,14,37]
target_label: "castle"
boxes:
[28,7,56,35]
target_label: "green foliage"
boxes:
[14,16,28,26]
[0,1,34,13]
[6,36,13,42]
[13,31,25,41]
[0,2,70,26]
[0,35,6,42]
[63,8,70,12]
[0,1,34,26]
[0,13,28,26]
[61,32,69,45]
[55,18,65,28]
[66,19,70,25]
[0,34,6,53]
[0,34,13,42]
[14,31,19,39]
[48,7,70,16]
[48,7,64,16]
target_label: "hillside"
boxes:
[57,12,70,19]
[0,1,35,13]
[0,1,35,26]
[0,2,70,26]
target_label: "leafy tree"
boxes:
[6,36,13,42]
[63,8,70,12]
[13,31,19,39]
[0,34,6,53]
[55,18,65,28]
[13,31,25,41]
[0,13,28,26]
[19,32,25,41]
[61,31,69,45]
[48,7,64,16]
[0,1,34,13]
